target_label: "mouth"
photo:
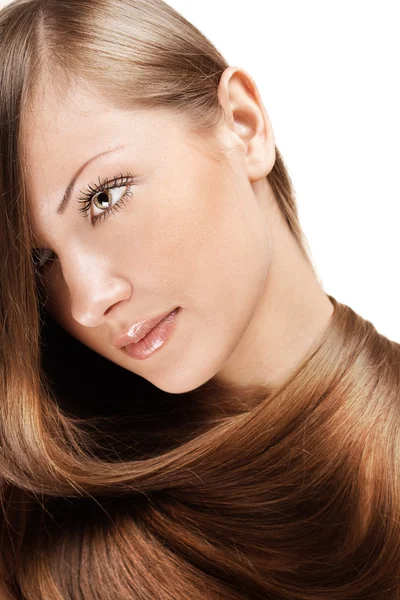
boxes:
[113,307,179,348]
[121,307,181,361]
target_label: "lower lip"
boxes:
[122,308,181,360]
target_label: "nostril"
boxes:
[104,305,113,317]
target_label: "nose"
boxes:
[61,248,133,328]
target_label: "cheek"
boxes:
[151,177,271,323]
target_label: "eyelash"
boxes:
[77,171,135,225]
[32,171,135,271]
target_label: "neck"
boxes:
[214,182,334,392]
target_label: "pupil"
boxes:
[97,191,110,207]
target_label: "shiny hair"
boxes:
[1,0,400,598]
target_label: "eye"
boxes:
[32,172,136,271]
[77,172,135,225]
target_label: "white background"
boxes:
[2,0,399,342]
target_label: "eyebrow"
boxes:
[57,145,126,215]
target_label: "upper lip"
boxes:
[113,308,177,348]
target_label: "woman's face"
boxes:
[23,73,274,394]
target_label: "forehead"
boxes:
[22,79,186,177]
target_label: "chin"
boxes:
[148,373,209,395]
[143,360,219,395]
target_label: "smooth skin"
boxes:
[22,66,334,395]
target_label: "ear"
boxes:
[217,66,276,182]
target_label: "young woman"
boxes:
[0,0,399,598]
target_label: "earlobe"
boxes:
[217,66,276,182]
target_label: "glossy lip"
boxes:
[113,307,179,348]
[123,308,180,361]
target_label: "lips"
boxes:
[113,308,178,348]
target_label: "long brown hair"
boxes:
[1,0,400,598]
